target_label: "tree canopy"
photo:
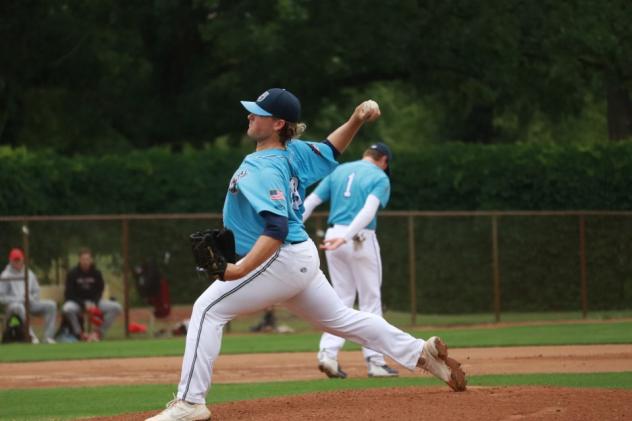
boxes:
[1,0,630,154]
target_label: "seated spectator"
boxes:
[62,248,122,341]
[0,248,57,344]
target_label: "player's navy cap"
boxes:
[369,142,392,176]
[241,88,301,122]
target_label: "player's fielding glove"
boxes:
[190,228,237,281]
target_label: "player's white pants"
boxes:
[319,225,387,366]
[176,239,424,404]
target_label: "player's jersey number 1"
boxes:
[343,172,356,198]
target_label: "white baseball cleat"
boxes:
[367,358,399,378]
[417,336,467,392]
[317,351,348,379]
[145,397,211,421]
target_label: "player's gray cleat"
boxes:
[145,397,211,421]
[367,358,399,378]
[318,352,348,379]
[417,336,467,392]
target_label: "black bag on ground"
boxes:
[2,314,27,343]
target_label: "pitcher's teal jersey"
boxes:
[223,140,338,256]
[223,149,308,256]
[313,160,390,230]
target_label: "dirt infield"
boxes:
[90,387,632,421]
[3,344,632,420]
[2,344,632,389]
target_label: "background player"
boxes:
[302,142,396,378]
[146,88,465,421]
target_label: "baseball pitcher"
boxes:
[146,88,465,421]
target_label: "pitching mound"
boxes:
[90,386,632,420]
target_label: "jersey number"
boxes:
[343,172,356,198]
[290,176,302,210]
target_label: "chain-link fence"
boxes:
[2,211,631,337]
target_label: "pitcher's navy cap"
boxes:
[369,142,393,176]
[241,88,301,122]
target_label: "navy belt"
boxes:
[238,239,307,259]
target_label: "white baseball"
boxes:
[362,100,379,113]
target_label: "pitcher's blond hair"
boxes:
[279,122,306,144]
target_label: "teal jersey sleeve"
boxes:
[370,175,391,208]
[287,140,338,188]
[312,174,332,203]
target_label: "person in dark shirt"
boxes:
[62,248,122,340]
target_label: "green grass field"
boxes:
[1,318,631,420]
[101,308,632,340]
[3,321,631,363]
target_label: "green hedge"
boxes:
[0,146,245,215]
[2,142,632,215]
[390,142,632,210]
[2,143,632,311]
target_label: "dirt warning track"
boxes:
[2,344,632,389]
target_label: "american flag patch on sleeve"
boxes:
[269,189,285,200]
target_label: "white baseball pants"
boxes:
[177,239,424,404]
[319,225,387,366]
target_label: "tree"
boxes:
[1,0,630,152]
